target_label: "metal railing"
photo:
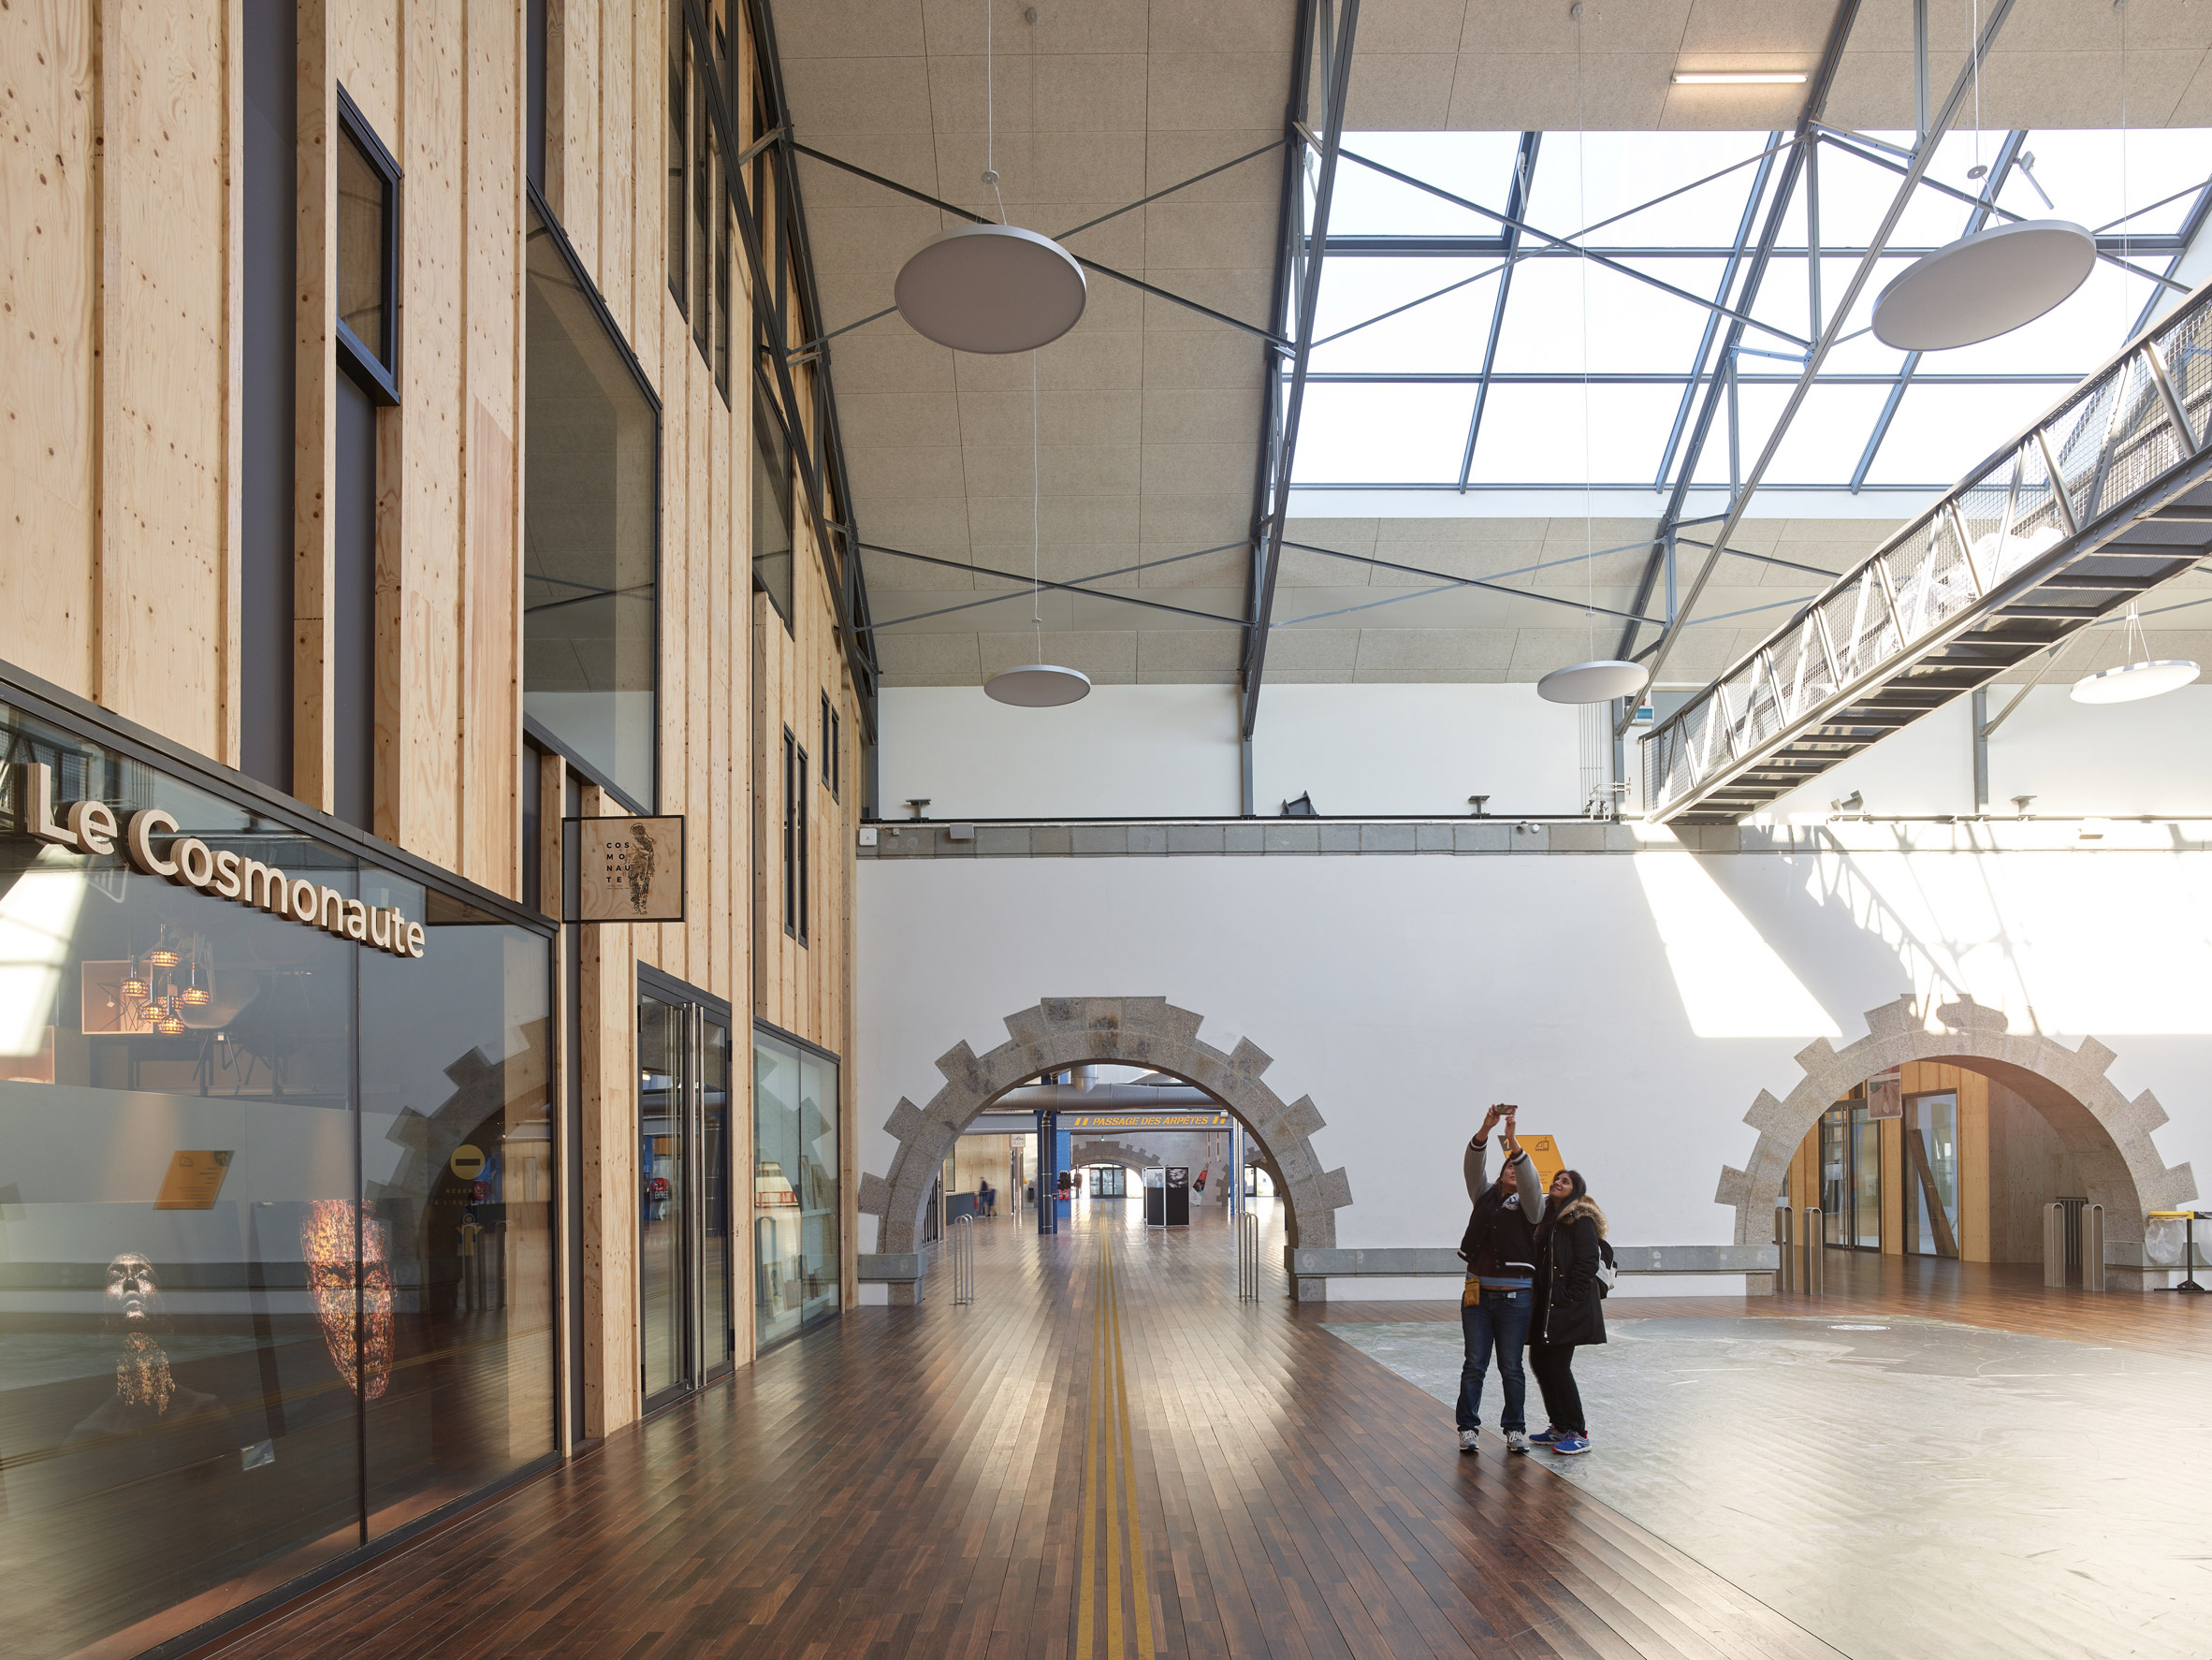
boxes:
[1643,279,2212,821]
[949,1215,976,1306]
[1238,1210,1261,1302]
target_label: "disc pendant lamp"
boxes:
[2071,601,2200,704]
[895,0,1084,354]
[1871,219,2096,351]
[1538,659,1650,705]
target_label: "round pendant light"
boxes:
[1871,220,2097,351]
[1537,660,1651,705]
[895,224,1087,355]
[984,663,1091,707]
[2070,659,2201,704]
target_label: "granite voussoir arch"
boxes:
[861,997,1351,1301]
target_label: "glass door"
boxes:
[638,974,736,1410]
[638,992,689,1406]
[1903,1091,1961,1257]
[1818,1099,1883,1251]
[753,1026,841,1350]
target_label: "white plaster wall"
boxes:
[877,685,1239,819]
[1251,684,1582,816]
[1988,685,2212,817]
[856,849,2212,1270]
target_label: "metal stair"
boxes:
[1642,280,2212,825]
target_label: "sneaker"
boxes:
[1457,1428,1480,1454]
[1550,1434,1592,1456]
[1526,1428,1563,1446]
[1505,1430,1532,1454]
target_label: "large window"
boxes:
[667,0,732,400]
[0,697,555,1658]
[752,379,794,624]
[524,200,660,809]
[751,1028,838,1349]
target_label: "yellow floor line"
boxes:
[1077,1240,1103,1660]
[1106,1230,1157,1660]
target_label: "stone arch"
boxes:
[1717,995,2194,1266]
[859,997,1351,1300]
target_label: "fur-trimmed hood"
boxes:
[1554,1193,1608,1237]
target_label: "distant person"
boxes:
[1454,1104,1543,1455]
[1528,1167,1608,1457]
[980,1180,996,1218]
[1026,1182,1035,1207]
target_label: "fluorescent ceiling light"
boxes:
[1673,71,1806,84]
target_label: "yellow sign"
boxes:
[1517,1134,1565,1187]
[449,1143,487,1181]
[153,1150,234,1210]
[1063,1113,1230,1130]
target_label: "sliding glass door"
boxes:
[638,970,735,1410]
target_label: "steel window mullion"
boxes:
[1457,132,1541,491]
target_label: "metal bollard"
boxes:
[951,1215,976,1305]
[1237,1211,1260,1302]
[2083,1203,2105,1292]
[1774,1202,1795,1293]
[2044,1201,2067,1288]
[1802,1206,1824,1295]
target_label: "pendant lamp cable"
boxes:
[2118,0,2130,328]
[1970,0,1982,175]
[1031,347,1043,655]
[1575,2,1594,659]
[984,0,1007,223]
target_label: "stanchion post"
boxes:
[2083,1203,2104,1293]
[1774,1201,1795,1293]
[2044,1201,2066,1288]
[1802,1206,1823,1295]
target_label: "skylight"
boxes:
[1293,127,2212,494]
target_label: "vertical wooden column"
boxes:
[577,783,638,1437]
[293,0,337,811]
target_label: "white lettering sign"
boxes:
[18,763,424,958]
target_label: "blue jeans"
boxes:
[1456,1287,1532,1433]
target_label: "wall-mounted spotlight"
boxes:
[1830,790,1865,817]
[905,798,931,821]
[1281,792,1316,818]
[1468,795,1490,818]
[2011,794,2036,819]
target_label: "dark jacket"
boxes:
[1535,1197,1608,1347]
[1458,1138,1543,1282]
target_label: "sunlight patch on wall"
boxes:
[1635,854,1841,1039]
[0,862,87,1056]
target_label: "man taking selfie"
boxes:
[1455,1103,1545,1453]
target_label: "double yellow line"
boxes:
[1077,1229,1156,1660]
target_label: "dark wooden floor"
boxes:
[230,1209,2134,1659]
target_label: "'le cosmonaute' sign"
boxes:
[18,762,425,958]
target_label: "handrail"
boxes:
[1643,277,2212,821]
[950,1215,976,1306]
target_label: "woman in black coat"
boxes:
[1528,1168,1606,1455]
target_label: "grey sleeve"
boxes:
[1463,1137,1489,1205]
[1511,1150,1544,1223]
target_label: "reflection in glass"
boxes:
[524,203,659,807]
[0,702,555,1656]
[752,381,793,622]
[1904,1091,1961,1258]
[702,1020,733,1374]
[753,1030,837,1348]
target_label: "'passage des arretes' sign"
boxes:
[18,762,427,959]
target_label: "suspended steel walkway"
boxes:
[1641,280,2212,825]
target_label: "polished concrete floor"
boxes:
[213,1211,2211,1660]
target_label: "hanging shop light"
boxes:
[896,224,1086,355]
[895,0,1085,355]
[1537,659,1651,706]
[1871,219,2097,351]
[2071,600,2200,704]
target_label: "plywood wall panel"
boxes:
[0,0,100,697]
[99,0,230,761]
[686,357,710,982]
[557,0,599,279]
[597,0,633,349]
[395,0,464,871]
[334,0,399,138]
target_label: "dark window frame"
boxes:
[794,740,809,947]
[830,707,841,801]
[780,726,797,939]
[334,84,401,407]
[523,179,666,817]
[751,368,795,632]
[666,0,687,312]
[819,692,832,793]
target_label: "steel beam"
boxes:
[1458,132,1543,491]
[1238,0,1361,759]
[1624,0,2020,733]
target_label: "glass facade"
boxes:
[1819,1099,1881,1251]
[524,201,660,809]
[1905,1091,1962,1258]
[751,1028,837,1349]
[0,698,556,1658]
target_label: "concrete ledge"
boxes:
[1290,1244,1780,1276]
[857,1253,921,1283]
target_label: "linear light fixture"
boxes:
[1673,71,1807,85]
